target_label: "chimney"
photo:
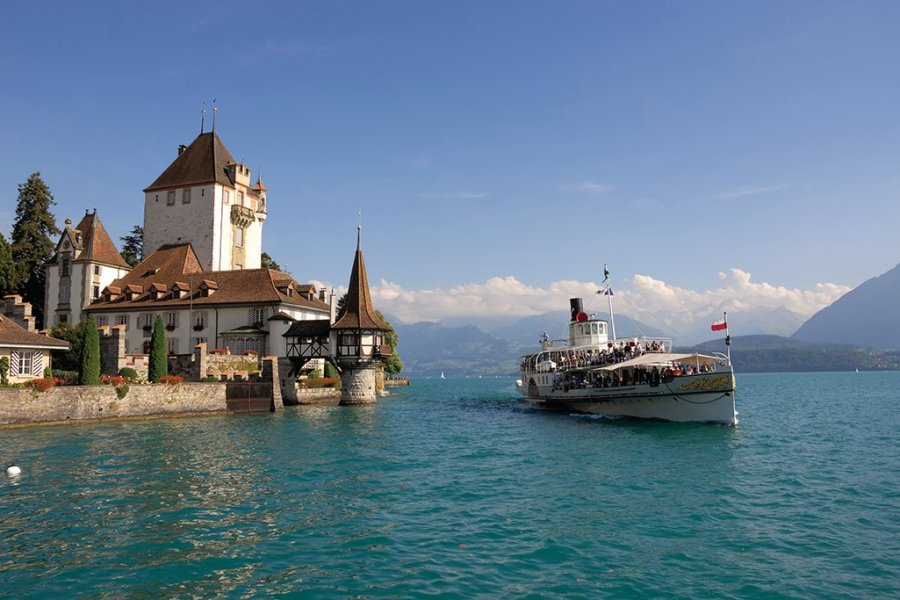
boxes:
[569,298,583,322]
[178,144,187,156]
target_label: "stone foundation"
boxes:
[0,383,229,426]
[339,365,377,405]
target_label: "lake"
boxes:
[2,373,898,598]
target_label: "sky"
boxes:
[1,1,898,329]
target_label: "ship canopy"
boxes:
[593,352,724,372]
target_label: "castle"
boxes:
[44,129,332,359]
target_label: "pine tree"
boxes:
[119,225,143,267]
[10,173,60,322]
[79,315,101,385]
[0,233,16,296]
[148,314,168,383]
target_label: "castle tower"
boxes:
[142,131,267,272]
[44,211,132,326]
[330,228,391,405]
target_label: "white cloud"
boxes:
[715,184,789,200]
[561,181,614,194]
[368,269,850,328]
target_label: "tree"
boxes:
[148,314,168,383]
[50,321,88,372]
[119,225,143,267]
[375,309,403,375]
[0,232,16,296]
[10,173,60,321]
[261,252,282,272]
[79,315,101,385]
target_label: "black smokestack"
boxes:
[570,298,583,322]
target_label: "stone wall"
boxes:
[0,383,229,426]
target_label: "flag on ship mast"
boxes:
[711,314,728,332]
[603,264,610,284]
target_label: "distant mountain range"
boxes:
[793,263,900,350]
[390,263,900,375]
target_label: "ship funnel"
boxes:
[570,298,583,322]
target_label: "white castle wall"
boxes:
[144,184,217,270]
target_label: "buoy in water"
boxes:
[6,464,21,477]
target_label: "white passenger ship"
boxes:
[516,298,736,425]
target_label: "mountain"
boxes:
[394,321,520,377]
[686,335,900,372]
[793,263,900,350]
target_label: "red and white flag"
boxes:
[711,318,728,332]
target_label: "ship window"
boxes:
[592,323,599,334]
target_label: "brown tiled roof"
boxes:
[144,132,238,192]
[86,244,330,313]
[0,315,69,349]
[71,212,132,269]
[332,230,390,331]
[284,319,331,338]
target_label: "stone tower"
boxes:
[142,131,267,272]
[330,227,391,405]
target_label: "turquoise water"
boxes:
[2,373,898,598]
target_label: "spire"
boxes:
[331,227,389,331]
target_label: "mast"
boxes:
[600,264,617,341]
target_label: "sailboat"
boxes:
[440,371,446,379]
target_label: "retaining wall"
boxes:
[0,383,231,426]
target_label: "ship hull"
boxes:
[518,372,737,425]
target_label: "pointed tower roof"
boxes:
[72,212,131,269]
[253,176,267,192]
[144,132,237,191]
[332,227,390,331]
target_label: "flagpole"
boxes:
[724,311,731,363]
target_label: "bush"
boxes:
[51,370,79,386]
[0,356,8,386]
[300,377,340,389]
[115,383,129,399]
[101,375,126,386]
[29,378,55,392]
[159,375,183,385]
[200,376,219,383]
[118,367,139,381]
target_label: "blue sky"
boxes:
[1,1,898,326]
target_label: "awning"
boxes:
[593,352,723,372]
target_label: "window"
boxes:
[192,310,207,329]
[164,311,178,329]
[92,285,100,300]
[11,350,41,377]
[138,313,154,329]
[96,315,109,326]
[57,314,68,325]
[116,314,128,327]
[94,265,102,276]
[248,307,270,325]
[183,189,191,204]
[234,227,244,248]
[167,338,178,354]
[167,190,176,205]
[61,259,70,277]
[19,351,34,376]
[224,190,231,205]
[60,286,70,303]
[238,192,244,205]
[201,188,205,197]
